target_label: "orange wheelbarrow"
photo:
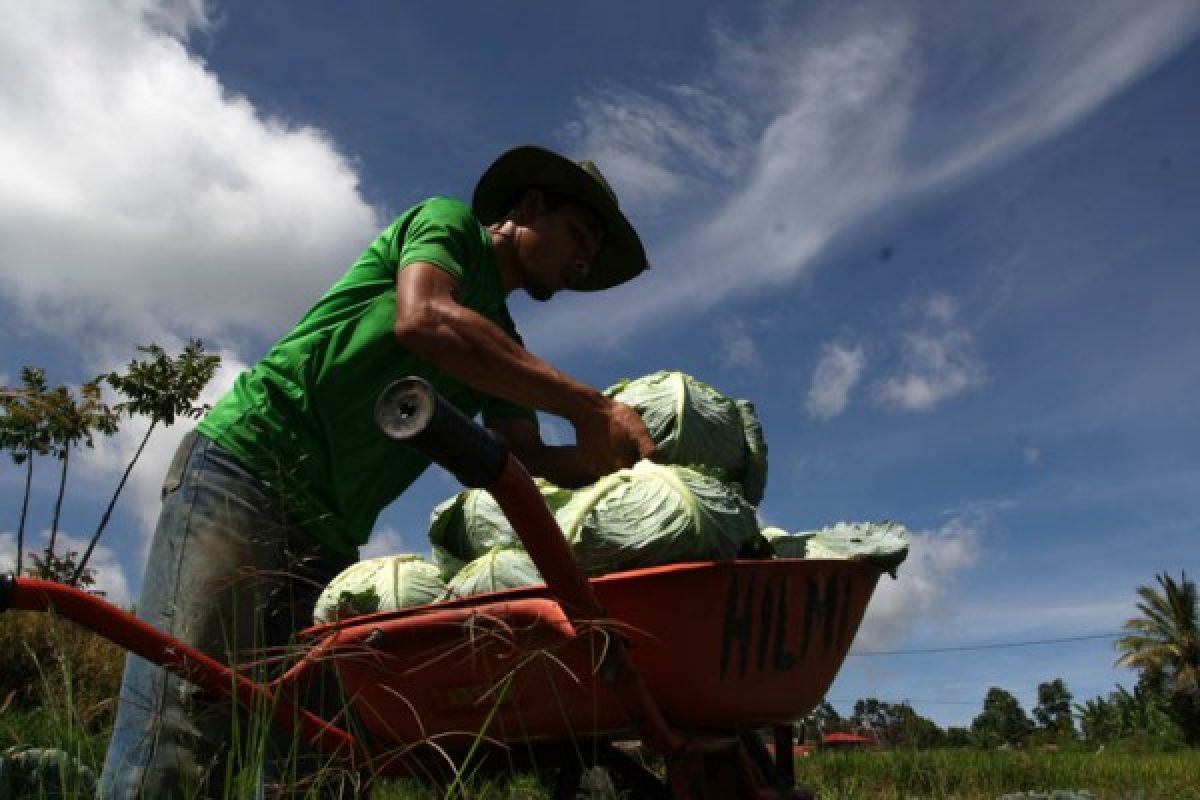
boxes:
[1,378,883,798]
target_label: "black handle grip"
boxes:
[375,377,509,488]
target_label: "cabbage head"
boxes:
[427,480,573,573]
[427,462,757,585]
[314,554,445,623]
[442,546,543,599]
[605,371,768,504]
[560,461,758,575]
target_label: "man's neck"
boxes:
[489,223,520,295]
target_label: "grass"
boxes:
[793,748,1200,799]
[3,611,1199,798]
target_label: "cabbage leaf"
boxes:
[314,554,445,623]
[605,371,768,504]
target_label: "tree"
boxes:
[851,697,891,741]
[1033,678,1076,738]
[891,704,946,749]
[1075,696,1117,744]
[1116,572,1199,694]
[850,697,944,748]
[1115,572,1200,744]
[73,340,219,583]
[42,380,119,557]
[944,726,973,748]
[801,700,845,742]
[970,687,1033,748]
[0,368,54,575]
[1074,683,1179,746]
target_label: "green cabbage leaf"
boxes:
[765,521,910,577]
[442,546,543,599]
[605,371,768,504]
[313,554,445,623]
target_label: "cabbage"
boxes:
[555,461,756,575]
[313,554,445,623]
[442,546,543,599]
[605,371,768,504]
[767,521,910,577]
[428,480,573,571]
[426,462,757,581]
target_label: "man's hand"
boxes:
[571,398,659,477]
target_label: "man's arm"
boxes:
[394,262,657,478]
[487,417,597,488]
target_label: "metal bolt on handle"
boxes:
[375,377,509,489]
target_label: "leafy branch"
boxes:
[73,340,219,584]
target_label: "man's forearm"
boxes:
[516,444,596,488]
[395,298,605,424]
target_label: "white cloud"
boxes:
[360,526,416,561]
[526,1,1200,356]
[807,341,866,420]
[718,320,765,374]
[853,515,982,650]
[0,528,131,608]
[566,83,753,213]
[876,295,985,411]
[0,1,380,348]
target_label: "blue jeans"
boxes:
[100,432,355,799]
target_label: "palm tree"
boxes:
[1115,572,1199,694]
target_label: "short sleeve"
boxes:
[396,197,481,282]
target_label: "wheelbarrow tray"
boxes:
[306,557,880,750]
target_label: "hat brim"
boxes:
[472,146,647,291]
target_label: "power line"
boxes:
[847,632,1121,656]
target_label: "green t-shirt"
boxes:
[197,197,534,555]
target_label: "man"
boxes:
[101,146,658,798]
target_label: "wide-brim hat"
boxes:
[472,145,648,291]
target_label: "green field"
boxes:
[789,749,1200,800]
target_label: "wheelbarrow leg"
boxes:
[551,743,670,800]
[773,725,795,788]
[599,744,670,800]
[552,761,584,800]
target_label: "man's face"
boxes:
[516,201,604,302]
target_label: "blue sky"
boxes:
[2,0,1198,729]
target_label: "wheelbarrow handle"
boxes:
[375,377,509,488]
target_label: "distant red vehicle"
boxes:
[821,732,877,751]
